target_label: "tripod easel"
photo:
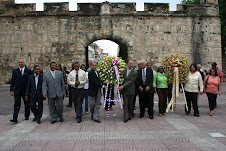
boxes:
[166,67,188,112]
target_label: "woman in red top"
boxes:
[203,68,221,116]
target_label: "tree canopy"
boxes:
[181,0,200,4]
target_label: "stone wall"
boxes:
[0,1,222,84]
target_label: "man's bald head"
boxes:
[127,60,134,69]
[197,64,201,71]
[18,59,25,68]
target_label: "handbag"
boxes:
[205,75,209,89]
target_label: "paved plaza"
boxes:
[0,84,226,151]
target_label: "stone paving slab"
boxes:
[0,84,226,151]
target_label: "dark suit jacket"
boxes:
[25,74,43,101]
[137,68,154,94]
[121,69,138,96]
[10,68,32,95]
[200,71,204,81]
[88,69,103,97]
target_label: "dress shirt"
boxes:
[94,71,98,77]
[19,67,25,75]
[127,68,132,77]
[84,72,89,89]
[153,72,168,88]
[67,69,87,88]
[153,70,156,76]
[50,70,55,79]
[34,73,39,89]
[184,71,203,93]
[142,67,147,83]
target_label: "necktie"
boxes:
[20,69,23,76]
[52,71,55,79]
[143,69,146,85]
[75,71,78,88]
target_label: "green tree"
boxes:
[219,0,226,66]
[181,0,200,4]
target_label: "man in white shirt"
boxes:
[68,62,87,123]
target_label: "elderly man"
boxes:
[10,59,32,123]
[118,60,138,123]
[136,60,154,119]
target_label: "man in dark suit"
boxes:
[88,62,105,123]
[31,64,43,75]
[137,60,154,119]
[10,59,32,123]
[118,60,138,123]
[25,65,43,124]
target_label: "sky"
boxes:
[94,40,119,57]
[16,0,182,11]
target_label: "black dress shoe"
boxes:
[25,117,29,120]
[194,114,200,117]
[139,115,144,118]
[149,116,153,119]
[128,117,132,120]
[10,119,17,123]
[77,118,82,123]
[60,118,64,122]
[91,115,93,120]
[94,119,101,123]
[51,120,56,124]
[66,105,72,108]
[186,112,190,115]
[124,119,128,123]
[37,119,41,124]
[33,118,37,121]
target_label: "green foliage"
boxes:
[181,0,200,4]
[97,56,127,84]
[219,0,226,42]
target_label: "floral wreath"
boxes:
[97,56,127,84]
[162,53,190,84]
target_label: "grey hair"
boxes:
[139,60,147,64]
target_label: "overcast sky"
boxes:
[94,40,119,56]
[17,0,182,11]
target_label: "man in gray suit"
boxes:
[43,62,66,124]
[118,60,138,123]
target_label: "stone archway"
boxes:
[85,38,128,66]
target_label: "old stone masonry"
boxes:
[0,0,222,84]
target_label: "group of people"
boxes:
[9,59,223,124]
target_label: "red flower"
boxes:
[182,66,185,68]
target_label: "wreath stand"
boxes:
[166,67,188,112]
[103,59,123,118]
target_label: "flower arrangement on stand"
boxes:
[162,53,190,84]
[97,56,127,84]
[97,56,127,117]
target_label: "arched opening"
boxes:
[85,39,128,66]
